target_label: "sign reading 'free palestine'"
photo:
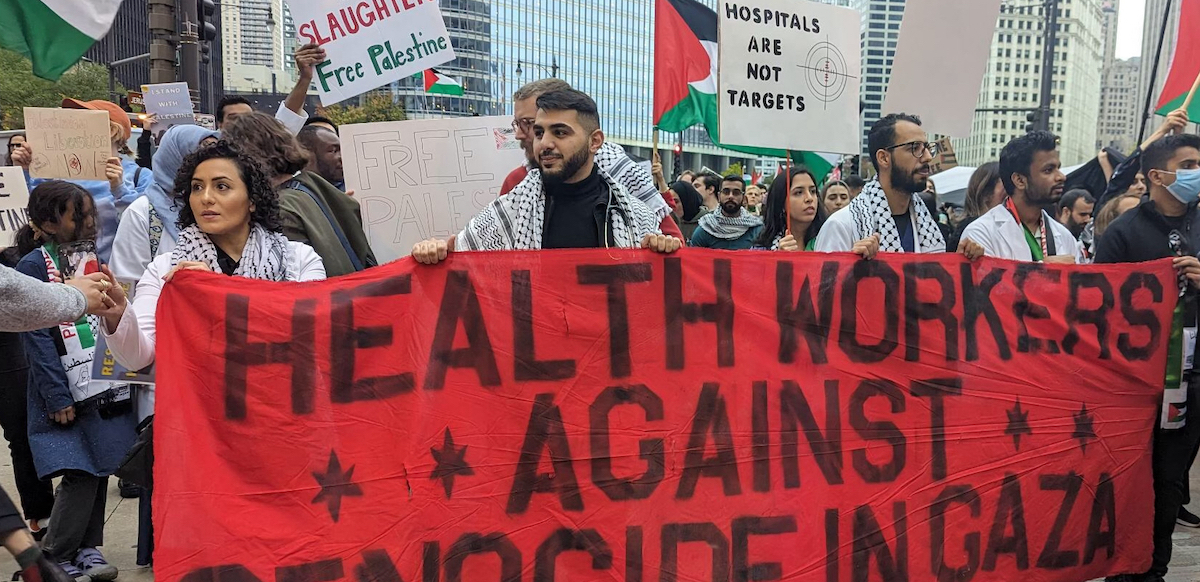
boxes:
[292,0,457,105]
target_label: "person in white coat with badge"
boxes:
[961,131,1080,263]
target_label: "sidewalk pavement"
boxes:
[1,457,1200,581]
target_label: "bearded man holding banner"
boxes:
[501,79,684,241]
[815,113,982,260]
[413,89,679,261]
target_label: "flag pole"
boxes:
[1137,0,1176,144]
[1181,69,1200,113]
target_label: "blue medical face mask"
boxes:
[1161,168,1200,205]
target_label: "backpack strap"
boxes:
[148,206,164,258]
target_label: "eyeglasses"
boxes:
[511,118,535,132]
[6,142,21,149]
[884,140,938,158]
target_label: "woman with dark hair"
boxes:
[946,162,1004,251]
[221,112,376,276]
[755,167,825,250]
[822,180,851,215]
[14,181,136,582]
[100,142,325,371]
[667,180,707,241]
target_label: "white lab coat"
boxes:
[101,242,325,419]
[814,205,944,253]
[961,203,1081,262]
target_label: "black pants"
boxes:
[1147,408,1200,577]
[0,367,54,521]
[42,473,107,562]
[0,485,25,536]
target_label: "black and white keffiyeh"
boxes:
[847,179,944,252]
[457,165,661,250]
[522,141,669,222]
[698,208,763,240]
[172,224,294,281]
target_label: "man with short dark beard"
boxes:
[962,131,1079,262]
[816,113,980,258]
[689,175,763,249]
[412,89,679,262]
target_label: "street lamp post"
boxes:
[515,57,560,78]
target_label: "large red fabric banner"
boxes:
[155,250,1176,582]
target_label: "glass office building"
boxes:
[391,0,501,119]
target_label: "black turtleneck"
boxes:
[542,164,608,249]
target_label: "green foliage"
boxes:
[319,93,407,126]
[0,49,119,129]
[722,162,743,178]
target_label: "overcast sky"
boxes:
[1115,0,1144,59]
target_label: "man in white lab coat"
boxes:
[961,131,1080,263]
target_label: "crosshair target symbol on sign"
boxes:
[797,40,857,108]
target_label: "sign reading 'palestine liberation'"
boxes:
[717,0,861,154]
[290,0,457,105]
[154,251,1173,582]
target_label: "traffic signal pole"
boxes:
[180,0,201,108]
[1036,0,1059,133]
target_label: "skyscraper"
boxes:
[389,0,499,119]
[1135,0,1177,138]
[951,0,1104,167]
[221,0,290,93]
[1098,57,1141,152]
[855,0,906,158]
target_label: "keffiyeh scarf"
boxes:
[523,142,670,222]
[698,208,763,240]
[172,224,294,281]
[457,166,661,250]
[847,179,944,252]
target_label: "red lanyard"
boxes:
[1005,197,1047,256]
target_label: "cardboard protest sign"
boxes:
[290,0,456,105]
[154,250,1173,582]
[341,116,523,263]
[0,167,30,245]
[23,107,110,180]
[142,83,196,131]
[882,0,1004,136]
[718,0,861,154]
[127,91,145,114]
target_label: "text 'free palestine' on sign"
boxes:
[292,0,456,105]
[718,0,861,154]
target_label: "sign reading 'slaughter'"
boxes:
[291,0,456,105]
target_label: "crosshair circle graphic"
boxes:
[799,41,856,107]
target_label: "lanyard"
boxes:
[1005,197,1047,261]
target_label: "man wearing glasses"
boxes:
[961,131,1079,263]
[689,175,763,250]
[816,113,980,258]
[500,79,683,240]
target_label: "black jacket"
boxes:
[1094,198,1200,264]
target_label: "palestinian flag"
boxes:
[0,0,121,80]
[418,68,464,96]
[1155,0,1200,119]
[653,0,834,180]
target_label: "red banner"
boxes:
[155,250,1175,582]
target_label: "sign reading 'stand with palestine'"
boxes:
[291,0,457,105]
[718,0,861,154]
[154,250,1174,582]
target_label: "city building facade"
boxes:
[855,0,905,160]
[221,0,292,93]
[1135,0,1177,138]
[1098,56,1141,153]
[951,0,1104,167]
[388,0,499,119]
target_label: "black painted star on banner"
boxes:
[1005,399,1033,450]
[430,428,474,499]
[1072,404,1097,453]
[311,450,362,522]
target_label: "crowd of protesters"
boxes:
[1,40,1198,582]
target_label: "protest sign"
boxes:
[0,167,30,245]
[92,333,155,385]
[290,0,456,105]
[127,91,145,113]
[23,107,110,180]
[718,0,860,153]
[142,83,196,131]
[882,0,1004,137]
[341,115,523,263]
[154,250,1173,582]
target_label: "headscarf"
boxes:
[671,180,703,221]
[148,125,218,241]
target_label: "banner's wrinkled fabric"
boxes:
[154,250,1177,582]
